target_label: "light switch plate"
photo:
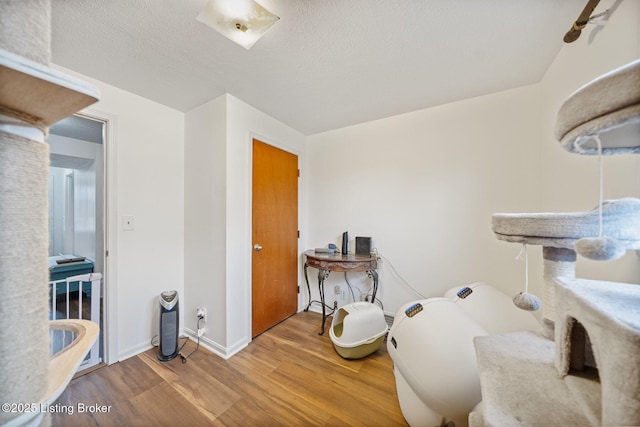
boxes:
[123,215,135,231]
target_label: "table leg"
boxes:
[303,262,311,312]
[318,269,331,335]
[367,269,379,303]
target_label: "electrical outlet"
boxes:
[334,285,341,295]
[196,307,207,322]
[340,289,346,300]
[197,327,205,337]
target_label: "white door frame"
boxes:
[77,107,118,365]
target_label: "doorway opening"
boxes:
[47,113,106,370]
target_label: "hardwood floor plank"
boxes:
[269,329,367,375]
[266,359,405,427]
[131,382,219,426]
[50,311,408,426]
[138,350,241,421]
[224,348,278,377]
[51,359,154,426]
[195,346,336,426]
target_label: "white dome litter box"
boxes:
[387,283,540,427]
[329,302,388,359]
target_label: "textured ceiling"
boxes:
[51,0,587,135]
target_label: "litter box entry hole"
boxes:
[333,308,348,337]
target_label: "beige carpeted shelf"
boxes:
[556,58,640,155]
[0,48,99,126]
[473,331,596,427]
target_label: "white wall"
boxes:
[225,95,306,352]
[53,66,185,362]
[184,94,306,358]
[305,0,640,318]
[184,95,228,351]
[539,0,640,284]
[306,85,543,317]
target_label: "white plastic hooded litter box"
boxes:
[329,302,388,359]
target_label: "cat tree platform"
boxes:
[555,59,640,155]
[492,198,640,250]
[0,47,99,128]
[492,197,640,340]
[471,330,598,427]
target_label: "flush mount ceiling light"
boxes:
[196,0,280,49]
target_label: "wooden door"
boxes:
[252,139,299,337]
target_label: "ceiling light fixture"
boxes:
[196,0,280,50]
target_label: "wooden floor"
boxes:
[50,311,408,426]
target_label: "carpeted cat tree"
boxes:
[0,1,99,426]
[470,59,640,426]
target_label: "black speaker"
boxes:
[157,290,179,362]
[342,231,349,255]
[355,236,372,255]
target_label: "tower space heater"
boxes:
[157,290,179,361]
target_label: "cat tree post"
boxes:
[541,247,576,339]
[0,1,99,425]
[0,2,53,425]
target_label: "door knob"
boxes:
[253,244,263,252]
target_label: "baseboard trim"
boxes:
[182,328,248,360]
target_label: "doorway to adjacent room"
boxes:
[47,113,107,370]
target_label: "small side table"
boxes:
[303,250,378,335]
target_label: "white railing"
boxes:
[49,272,102,370]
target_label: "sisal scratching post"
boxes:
[0,132,51,424]
[541,247,576,340]
[0,0,50,65]
[0,1,51,425]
